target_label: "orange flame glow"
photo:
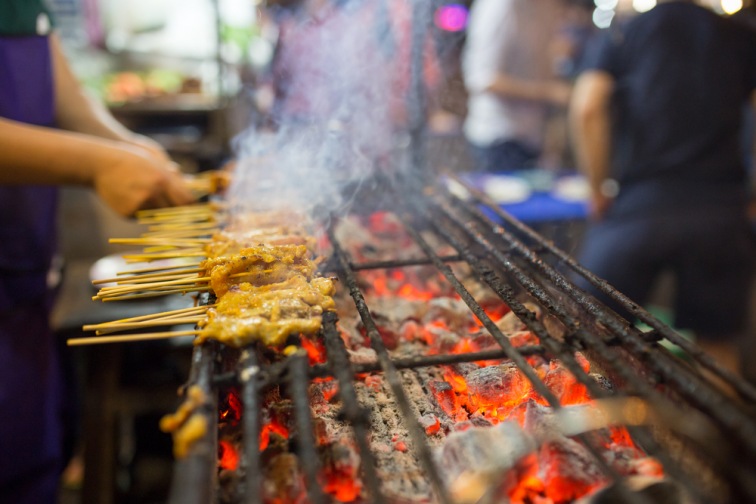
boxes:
[218,440,240,471]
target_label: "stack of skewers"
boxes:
[69,178,335,349]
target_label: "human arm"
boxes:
[486,74,572,107]
[50,34,167,160]
[568,70,615,220]
[0,117,195,216]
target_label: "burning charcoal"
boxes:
[508,330,540,348]
[347,347,377,365]
[311,379,339,404]
[321,441,362,502]
[590,373,614,392]
[426,326,465,353]
[398,319,423,342]
[424,297,474,332]
[543,362,591,406]
[539,437,607,502]
[496,302,541,334]
[418,413,442,435]
[436,421,537,503]
[465,364,531,417]
[467,412,494,428]
[427,380,466,420]
[368,297,425,325]
[262,453,306,503]
[362,312,401,350]
[574,476,688,504]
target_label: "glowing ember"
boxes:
[260,421,290,452]
[219,439,240,471]
[220,388,242,425]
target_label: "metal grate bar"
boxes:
[321,312,387,503]
[350,254,463,271]
[311,345,546,378]
[425,195,726,503]
[240,347,263,504]
[397,210,650,504]
[441,184,756,462]
[168,343,218,504]
[327,223,455,504]
[450,173,756,404]
[288,353,329,504]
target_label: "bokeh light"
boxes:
[632,0,657,12]
[721,0,743,14]
[592,7,615,28]
[434,4,469,32]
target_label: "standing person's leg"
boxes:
[575,216,668,323]
[674,207,756,380]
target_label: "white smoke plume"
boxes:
[226,0,432,219]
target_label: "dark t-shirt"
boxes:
[585,2,756,216]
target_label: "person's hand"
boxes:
[93,148,196,217]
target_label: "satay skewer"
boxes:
[90,317,205,335]
[100,286,212,302]
[90,305,213,326]
[67,330,201,346]
[93,268,204,285]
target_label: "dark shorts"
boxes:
[469,139,540,173]
[576,206,756,339]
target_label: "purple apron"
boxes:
[0,35,63,503]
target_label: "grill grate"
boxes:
[167,175,756,504]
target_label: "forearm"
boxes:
[486,74,570,106]
[50,34,140,143]
[0,117,131,186]
[570,106,611,195]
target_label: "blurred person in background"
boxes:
[0,1,195,502]
[569,0,756,378]
[462,0,574,173]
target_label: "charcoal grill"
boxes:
[164,173,756,504]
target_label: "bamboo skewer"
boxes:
[117,263,203,276]
[100,286,212,302]
[68,330,201,346]
[93,268,204,285]
[122,250,207,262]
[87,305,213,326]
[93,270,263,301]
[94,277,209,299]
[91,317,205,335]
[110,238,212,246]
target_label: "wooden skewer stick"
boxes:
[93,317,205,335]
[100,286,212,302]
[117,263,203,276]
[142,230,214,239]
[94,277,210,298]
[146,222,219,232]
[123,251,207,263]
[110,238,212,246]
[103,273,202,287]
[84,305,212,327]
[93,268,203,285]
[137,214,217,225]
[135,204,220,218]
[67,330,201,346]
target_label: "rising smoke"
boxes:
[227,0,431,219]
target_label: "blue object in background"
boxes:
[462,170,589,224]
